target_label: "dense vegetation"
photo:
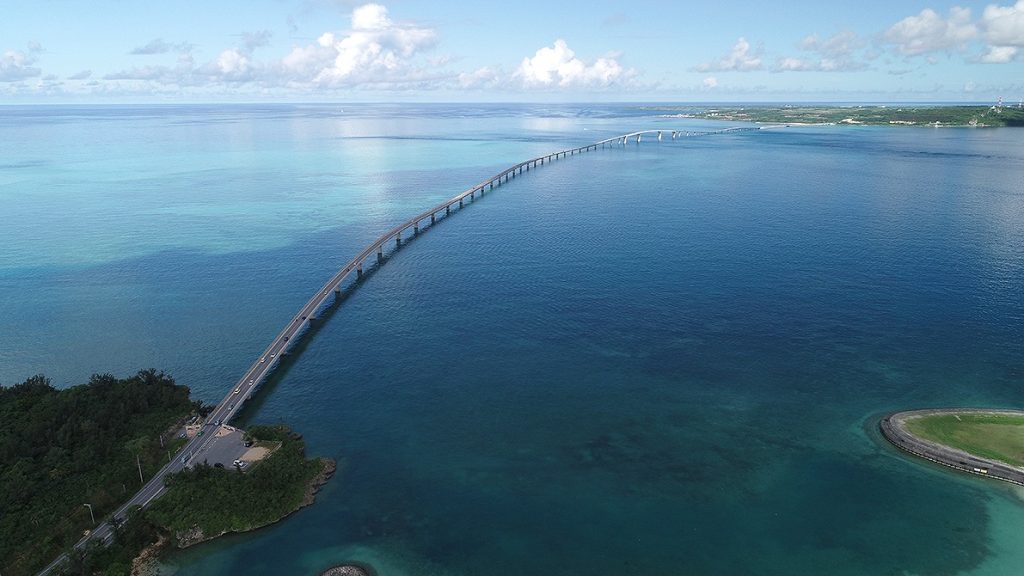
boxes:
[642,105,1024,127]
[906,412,1024,467]
[146,425,328,543]
[56,428,330,576]
[61,507,162,576]
[0,370,197,576]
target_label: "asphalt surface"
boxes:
[36,127,757,575]
[880,409,1024,486]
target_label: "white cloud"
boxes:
[981,44,1019,61]
[513,39,630,88]
[776,57,814,71]
[129,39,193,56]
[103,4,443,90]
[210,49,254,80]
[883,7,977,55]
[978,0,1024,62]
[981,0,1024,45]
[67,70,92,80]
[281,3,439,87]
[799,31,862,57]
[458,66,501,89]
[0,44,43,82]
[702,76,718,89]
[695,37,762,72]
[242,30,273,53]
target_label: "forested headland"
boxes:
[0,370,198,575]
[1,372,335,576]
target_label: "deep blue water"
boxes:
[2,104,1023,575]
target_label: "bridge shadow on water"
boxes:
[230,189,496,427]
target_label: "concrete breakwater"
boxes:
[880,409,1024,486]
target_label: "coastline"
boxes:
[132,457,337,573]
[175,456,337,548]
[644,105,1024,128]
[880,409,1024,486]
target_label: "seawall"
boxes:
[880,409,1024,486]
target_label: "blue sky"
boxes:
[2,0,1022,102]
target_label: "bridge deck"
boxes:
[38,125,759,575]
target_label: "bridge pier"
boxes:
[658,131,663,141]
[396,232,401,246]
[333,285,341,295]
[446,205,451,215]
[431,213,435,224]
[377,245,383,262]
[357,261,363,278]
[459,199,463,208]
[414,223,419,234]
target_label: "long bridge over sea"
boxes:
[39,125,758,575]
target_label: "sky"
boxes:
[2,0,1023,102]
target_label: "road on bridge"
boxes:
[37,126,758,575]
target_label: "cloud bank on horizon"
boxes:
[2,1,1023,101]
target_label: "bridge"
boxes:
[38,125,758,574]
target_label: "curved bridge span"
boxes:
[37,125,758,575]
[211,126,759,425]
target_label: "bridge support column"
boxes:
[446,205,451,215]
[431,213,435,224]
[357,262,363,278]
[414,223,419,234]
[377,246,383,262]
[396,232,401,246]
[334,285,341,295]
[459,199,463,208]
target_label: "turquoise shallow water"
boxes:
[1,105,1023,575]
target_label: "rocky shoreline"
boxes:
[175,456,337,548]
[303,456,338,506]
[131,456,338,571]
[320,564,373,576]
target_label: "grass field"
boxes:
[906,413,1024,468]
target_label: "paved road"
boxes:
[880,409,1024,486]
[37,127,759,575]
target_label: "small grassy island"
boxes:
[641,105,1024,127]
[0,371,334,576]
[880,409,1024,486]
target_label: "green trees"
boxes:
[146,425,326,542]
[0,370,196,576]
[0,374,328,576]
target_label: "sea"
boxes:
[1,103,1022,575]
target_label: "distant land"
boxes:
[642,105,1024,127]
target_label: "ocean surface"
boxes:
[1,103,1023,575]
